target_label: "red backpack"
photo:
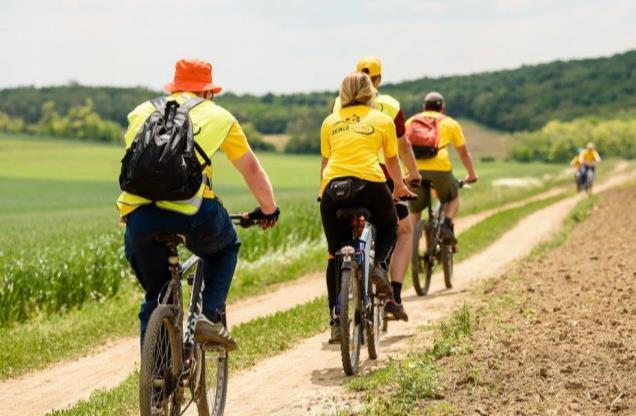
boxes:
[406,114,445,159]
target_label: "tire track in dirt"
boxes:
[2,165,626,416]
[201,168,633,416]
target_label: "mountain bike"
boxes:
[581,164,595,193]
[335,207,385,376]
[411,179,467,296]
[139,212,264,416]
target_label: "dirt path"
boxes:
[203,169,634,416]
[1,166,627,416]
[432,186,636,415]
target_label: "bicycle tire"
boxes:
[339,265,362,376]
[140,305,182,416]
[365,295,382,360]
[412,220,433,296]
[441,244,454,289]
[194,344,228,416]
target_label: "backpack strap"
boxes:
[150,96,168,113]
[193,140,211,167]
[180,97,206,113]
[179,97,212,167]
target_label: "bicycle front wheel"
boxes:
[194,343,228,416]
[140,306,182,416]
[339,265,363,376]
[365,295,383,360]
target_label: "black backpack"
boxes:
[119,97,211,201]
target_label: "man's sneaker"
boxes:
[371,264,393,297]
[328,319,342,344]
[440,220,458,245]
[384,300,409,322]
[194,315,238,351]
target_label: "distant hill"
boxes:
[1,50,634,134]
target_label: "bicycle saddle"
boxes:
[336,207,371,220]
[153,233,186,245]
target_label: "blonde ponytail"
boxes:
[339,72,374,108]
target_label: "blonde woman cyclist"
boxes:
[320,72,416,343]
[334,56,420,322]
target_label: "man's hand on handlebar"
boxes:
[463,174,478,185]
[240,206,280,230]
[393,182,417,202]
[405,172,422,190]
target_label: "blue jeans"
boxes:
[124,198,240,343]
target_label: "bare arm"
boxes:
[455,145,478,183]
[320,157,328,181]
[232,150,277,214]
[397,136,420,184]
[385,155,416,200]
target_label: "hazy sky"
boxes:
[1,0,634,94]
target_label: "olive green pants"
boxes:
[408,170,459,213]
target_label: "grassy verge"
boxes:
[46,190,570,415]
[339,305,476,416]
[48,297,329,416]
[456,192,569,262]
[0,289,139,380]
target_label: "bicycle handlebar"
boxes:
[230,207,280,228]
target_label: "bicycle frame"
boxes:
[422,181,446,256]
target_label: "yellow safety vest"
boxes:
[116,94,235,217]
[333,92,400,119]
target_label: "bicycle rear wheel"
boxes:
[339,265,363,375]
[412,220,433,296]
[140,306,182,416]
[441,244,454,289]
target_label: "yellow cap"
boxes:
[356,56,382,77]
[586,142,595,150]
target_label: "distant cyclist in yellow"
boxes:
[320,72,415,343]
[578,142,601,190]
[335,56,420,321]
[570,148,583,191]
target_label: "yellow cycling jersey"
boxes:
[570,155,582,169]
[579,149,601,165]
[406,111,466,172]
[116,92,251,217]
[320,105,398,195]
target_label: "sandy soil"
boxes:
[1,164,629,416]
[428,186,636,415]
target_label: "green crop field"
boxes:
[0,133,574,324]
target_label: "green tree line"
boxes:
[0,99,122,142]
[510,114,636,163]
[1,50,634,152]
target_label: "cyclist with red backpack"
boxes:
[403,92,477,244]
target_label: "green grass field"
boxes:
[0,133,585,378]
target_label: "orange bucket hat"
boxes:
[164,59,222,94]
